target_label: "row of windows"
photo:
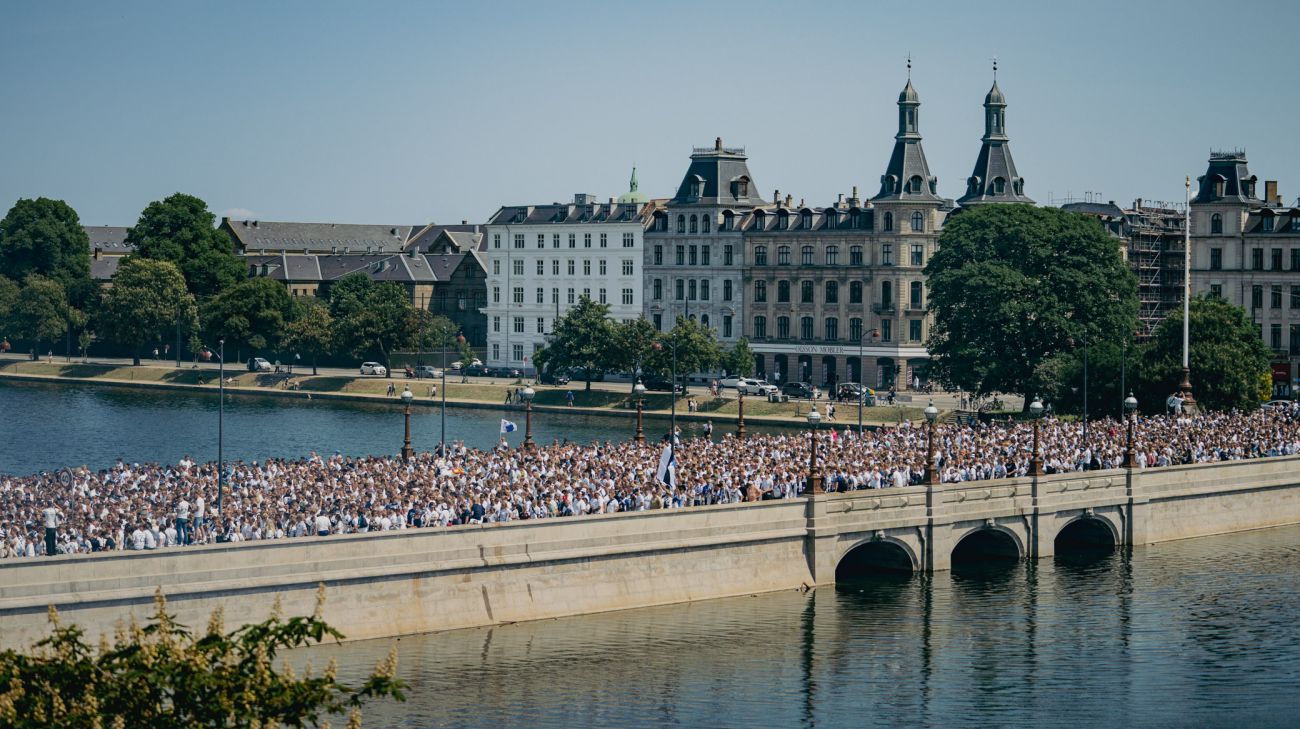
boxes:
[1246,284,1300,311]
[1211,247,1300,272]
[648,312,735,338]
[651,244,736,266]
[492,286,637,307]
[1265,323,1300,354]
[750,316,923,342]
[652,209,927,234]
[492,232,638,249]
[492,259,637,277]
[650,278,735,302]
[750,279,922,307]
[1208,213,1300,235]
[648,243,924,268]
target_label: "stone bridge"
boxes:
[1,457,1299,650]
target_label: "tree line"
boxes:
[0,194,471,373]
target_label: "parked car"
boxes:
[720,375,741,389]
[485,366,522,379]
[461,364,488,377]
[643,376,686,394]
[836,383,877,405]
[246,357,272,373]
[414,365,439,378]
[448,358,483,371]
[1261,399,1295,411]
[540,369,571,385]
[738,378,778,396]
[359,361,388,376]
[781,382,820,399]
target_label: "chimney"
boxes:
[773,189,780,205]
[785,194,793,207]
[851,185,860,206]
[461,219,467,224]
[715,136,723,151]
[1266,180,1279,204]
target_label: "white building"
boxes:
[482,174,651,372]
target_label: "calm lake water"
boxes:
[0,380,765,475]
[313,524,1300,729]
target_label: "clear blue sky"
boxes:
[3,0,1298,227]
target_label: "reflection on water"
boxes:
[308,524,1300,729]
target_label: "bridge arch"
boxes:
[951,526,1023,566]
[835,537,918,579]
[1053,515,1119,553]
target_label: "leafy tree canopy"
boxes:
[281,299,334,374]
[723,337,756,378]
[0,198,94,307]
[1138,295,1272,412]
[533,296,617,390]
[11,275,74,353]
[127,193,243,298]
[0,587,404,728]
[327,273,415,368]
[644,316,722,381]
[201,277,294,356]
[606,317,659,387]
[924,204,1138,407]
[98,257,196,364]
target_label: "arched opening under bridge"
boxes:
[836,540,915,581]
[951,528,1020,568]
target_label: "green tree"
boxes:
[201,277,294,363]
[0,198,95,308]
[0,587,404,728]
[0,275,19,344]
[607,317,659,390]
[281,299,334,375]
[533,296,617,390]
[644,316,723,389]
[327,273,415,373]
[98,258,197,365]
[1137,296,1271,412]
[127,193,244,298]
[924,204,1138,408]
[410,310,460,366]
[722,337,756,378]
[11,275,74,358]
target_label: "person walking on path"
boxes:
[41,503,62,556]
[565,390,575,407]
[387,382,397,397]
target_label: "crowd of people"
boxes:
[5,405,1299,559]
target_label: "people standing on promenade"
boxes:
[176,495,191,545]
[41,504,61,557]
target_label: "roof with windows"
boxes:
[668,138,767,206]
[84,226,134,254]
[1192,151,1261,205]
[744,204,875,233]
[1244,207,1300,234]
[405,223,484,253]
[875,79,942,204]
[957,81,1034,206]
[485,198,650,226]
[221,219,415,254]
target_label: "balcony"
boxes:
[872,302,896,315]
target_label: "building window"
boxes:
[653,279,663,300]
[599,288,607,304]
[584,233,592,248]
[849,317,863,342]
[825,281,838,303]
[850,280,863,304]
[881,280,893,307]
[689,245,698,265]
[536,288,544,304]
[551,260,559,276]
[492,316,501,333]
[1252,284,1263,310]
[569,234,576,248]
[777,246,791,265]
[700,280,710,301]
[553,234,560,248]
[600,233,608,248]
[493,234,501,249]
[677,215,685,234]
[623,232,635,248]
[702,246,711,266]
[512,287,523,304]
[1273,248,1283,270]
[1293,325,1300,355]
[653,313,663,330]
[850,245,863,266]
[1253,248,1264,270]
[1272,323,1282,350]
[910,211,924,232]
[536,260,544,275]
[583,260,592,276]
[599,260,607,276]
[1272,284,1283,309]
[675,279,685,300]
[777,280,790,303]
[676,245,685,265]
[492,286,500,303]
[825,317,838,341]
[1292,249,1300,272]
[1210,283,1222,299]
[702,215,711,233]
[801,211,813,228]
[537,317,545,334]
[754,316,767,339]
[722,315,732,338]
[552,288,559,304]
[777,213,788,231]
[567,288,576,304]
[826,246,839,265]
[721,212,734,231]
[754,246,768,265]
[622,288,633,305]
[801,246,814,265]
[723,279,733,301]
[513,259,523,276]
[493,260,501,275]
[777,316,790,339]
[825,209,838,228]
[1211,213,1223,234]
[724,244,734,265]
[881,320,892,342]
[492,343,500,360]
[1263,217,1275,233]
[882,243,893,266]
[1292,285,1300,309]
[513,344,523,362]
[514,234,524,249]
[567,260,576,275]
[801,280,814,303]
[753,280,767,302]
[688,280,697,300]
[910,281,923,309]
[800,316,814,340]
[883,212,893,232]
[622,259,634,276]
[513,316,524,333]
[1210,248,1222,270]
[911,244,923,267]
[654,245,663,265]
[537,234,545,249]
[700,314,709,328]
[909,319,922,341]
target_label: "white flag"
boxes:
[655,445,675,487]
[500,419,518,434]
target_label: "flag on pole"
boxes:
[500,419,518,434]
[656,445,675,487]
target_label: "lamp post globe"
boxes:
[400,387,415,462]
[1123,392,1139,468]
[1028,396,1045,476]
[806,406,823,495]
[521,385,536,450]
[633,381,647,443]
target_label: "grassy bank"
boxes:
[0,360,928,426]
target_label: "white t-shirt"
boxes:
[177,500,190,519]
[194,496,205,518]
[42,507,60,529]
[314,515,331,534]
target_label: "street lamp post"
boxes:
[400,387,415,462]
[736,388,746,441]
[1029,396,1045,476]
[806,406,823,495]
[858,328,880,437]
[633,381,646,443]
[202,339,227,528]
[1123,392,1138,468]
[521,385,536,449]
[1179,175,1197,411]
[923,400,939,485]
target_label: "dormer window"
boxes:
[732,176,750,199]
[753,211,765,230]
[825,209,837,228]
[993,177,1006,195]
[968,176,982,196]
[1291,217,1300,233]
[721,211,734,231]
[1262,216,1275,232]
[908,176,923,194]
[801,211,812,228]
[777,212,788,231]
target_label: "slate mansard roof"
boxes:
[486,200,650,226]
[669,138,767,207]
[222,219,414,254]
[957,81,1034,206]
[84,226,134,254]
[1193,151,1261,205]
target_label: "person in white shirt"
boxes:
[176,497,191,545]
[41,505,61,557]
[314,513,331,537]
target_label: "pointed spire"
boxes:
[875,73,939,202]
[629,165,639,192]
[959,70,1033,206]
